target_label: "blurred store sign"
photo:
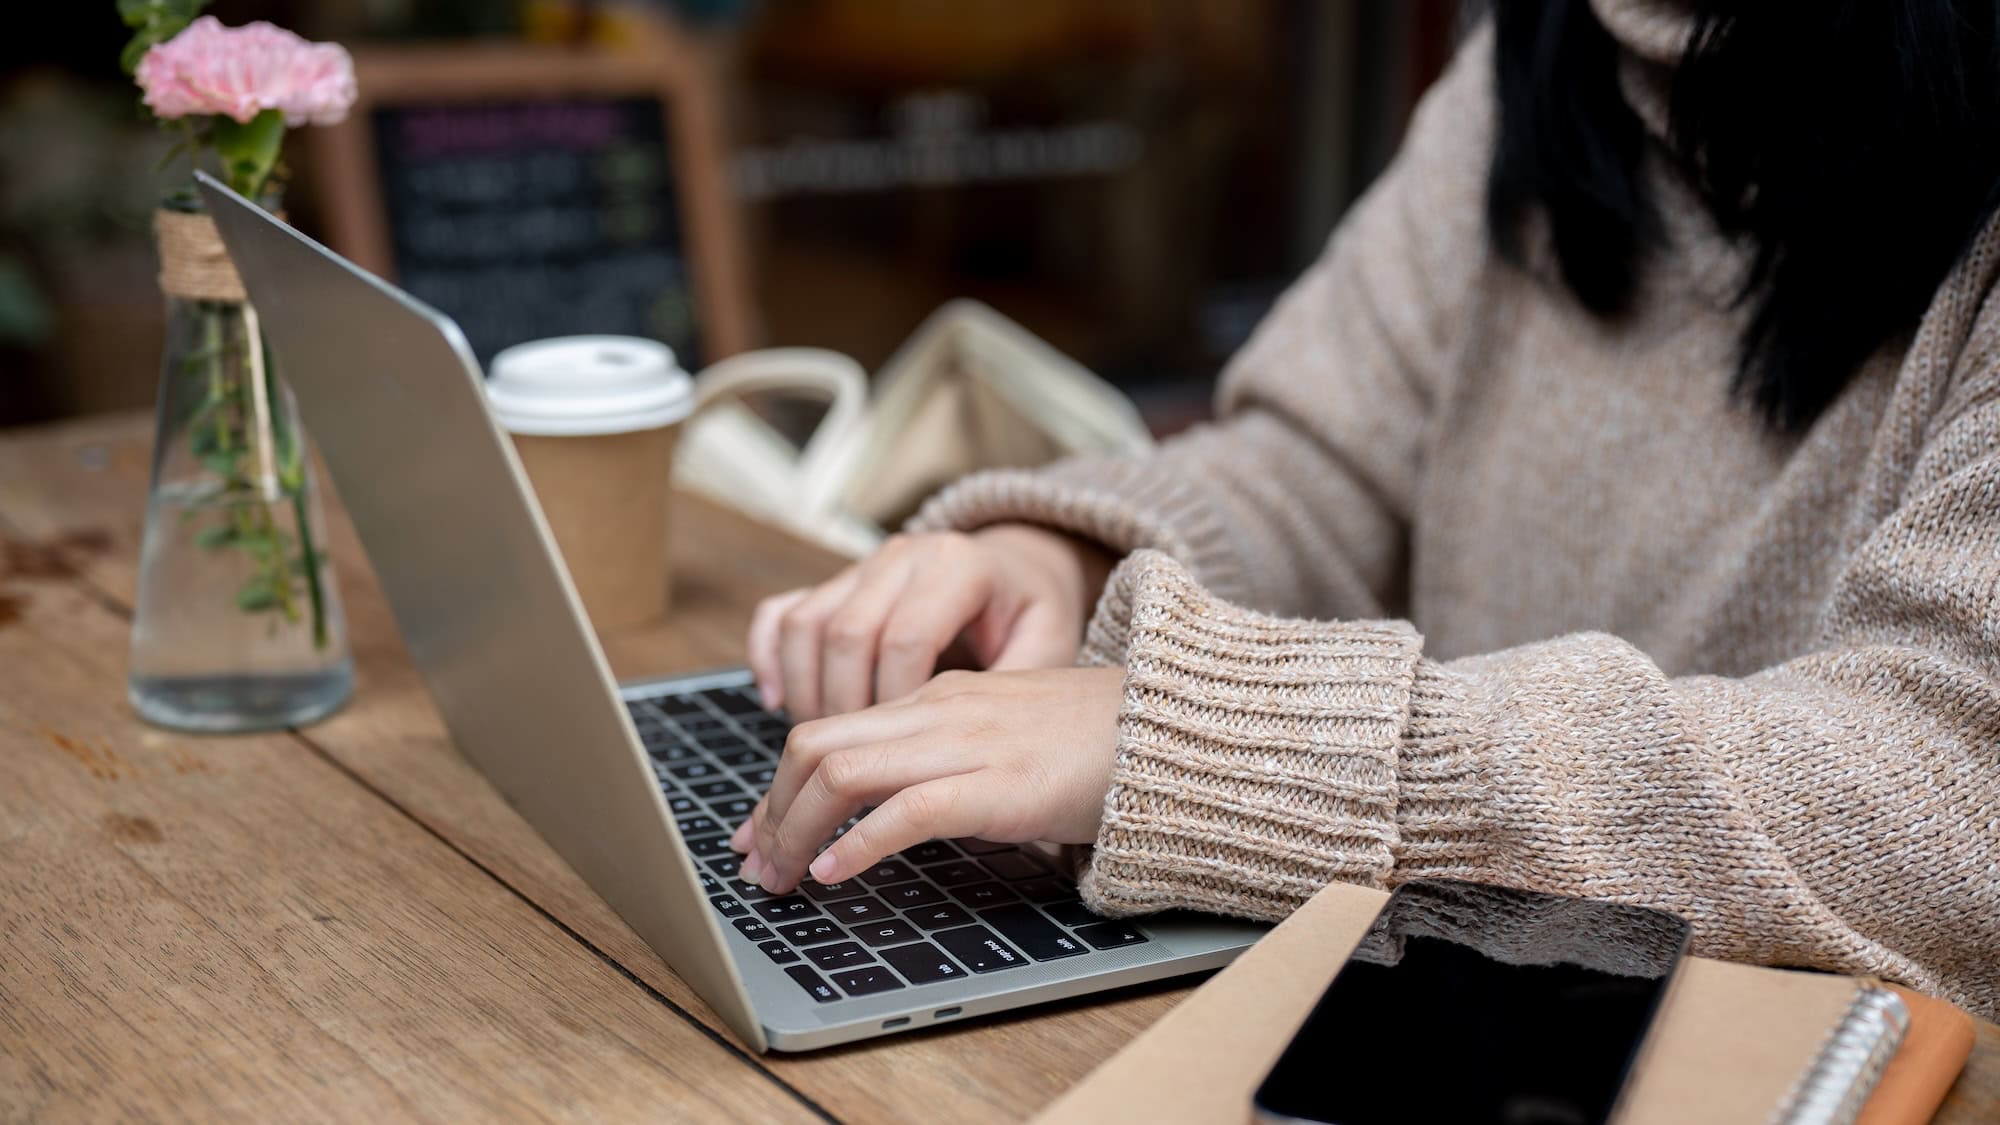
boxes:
[733,91,1143,199]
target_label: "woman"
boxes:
[729,0,2000,1018]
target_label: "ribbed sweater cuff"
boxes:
[904,457,1263,607]
[1074,551,1485,921]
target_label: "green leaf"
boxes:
[119,35,155,75]
[194,524,235,549]
[200,451,237,478]
[211,109,287,199]
[235,584,278,612]
[121,0,213,75]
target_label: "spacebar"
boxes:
[977,904,1088,961]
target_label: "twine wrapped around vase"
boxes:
[154,209,247,303]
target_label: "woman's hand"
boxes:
[729,665,1126,894]
[747,525,1114,721]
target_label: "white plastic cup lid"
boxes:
[486,335,694,436]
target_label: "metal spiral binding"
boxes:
[1773,984,1911,1125]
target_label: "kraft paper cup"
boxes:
[486,336,693,633]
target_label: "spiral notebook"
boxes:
[1036,883,1973,1125]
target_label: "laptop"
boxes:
[197,171,1265,1052]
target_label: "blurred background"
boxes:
[1,0,1461,435]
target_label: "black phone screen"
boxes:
[1253,880,1690,1125]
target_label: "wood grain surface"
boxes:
[0,413,1190,1124]
[3,411,1994,1123]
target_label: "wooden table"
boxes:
[1,411,1995,1123]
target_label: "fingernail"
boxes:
[758,683,779,710]
[741,851,764,886]
[729,821,753,853]
[809,851,839,883]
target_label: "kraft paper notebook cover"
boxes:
[1036,882,1969,1125]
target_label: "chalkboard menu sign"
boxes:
[311,37,750,370]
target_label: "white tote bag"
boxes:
[676,300,1154,558]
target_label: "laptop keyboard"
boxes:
[626,681,1148,1005]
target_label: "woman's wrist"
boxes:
[972,523,1118,619]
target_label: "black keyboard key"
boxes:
[755,896,820,922]
[677,815,721,836]
[800,879,871,903]
[955,838,1016,855]
[901,840,960,865]
[924,861,985,887]
[950,882,1019,908]
[742,766,777,788]
[648,743,697,762]
[979,904,1089,961]
[730,879,776,902]
[668,761,722,782]
[653,695,704,717]
[710,797,757,822]
[707,854,742,878]
[685,835,733,857]
[1075,921,1149,949]
[668,795,698,815]
[710,690,764,715]
[785,965,840,1003]
[858,861,919,886]
[1043,901,1099,928]
[825,896,897,925]
[1014,877,1074,903]
[709,895,746,917]
[733,918,773,940]
[777,919,845,946]
[759,940,800,964]
[880,942,967,984]
[907,903,975,930]
[933,925,1027,973]
[981,851,1048,881]
[851,919,922,948]
[805,942,875,972]
[877,883,948,909]
[679,716,726,735]
[691,779,747,800]
[716,747,769,769]
[830,965,904,996]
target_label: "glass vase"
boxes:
[128,194,353,732]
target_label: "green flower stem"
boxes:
[292,485,328,648]
[187,296,329,650]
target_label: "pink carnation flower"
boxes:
[136,16,356,127]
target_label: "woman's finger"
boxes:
[807,775,997,885]
[818,548,917,716]
[988,600,1084,671]
[777,568,860,721]
[760,701,939,850]
[747,588,810,709]
[873,565,995,703]
[753,737,982,892]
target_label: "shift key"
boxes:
[932,925,1027,973]
[978,904,1088,961]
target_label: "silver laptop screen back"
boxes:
[195,173,765,1050]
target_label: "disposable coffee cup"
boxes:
[486,336,693,633]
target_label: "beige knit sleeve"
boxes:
[909,24,1499,621]
[1080,536,2000,1019]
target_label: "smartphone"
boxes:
[1252,880,1690,1125]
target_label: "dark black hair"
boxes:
[1487,0,2000,432]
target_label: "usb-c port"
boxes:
[882,1017,910,1029]
[934,1007,962,1019]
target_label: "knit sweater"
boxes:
[910,3,2000,1018]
